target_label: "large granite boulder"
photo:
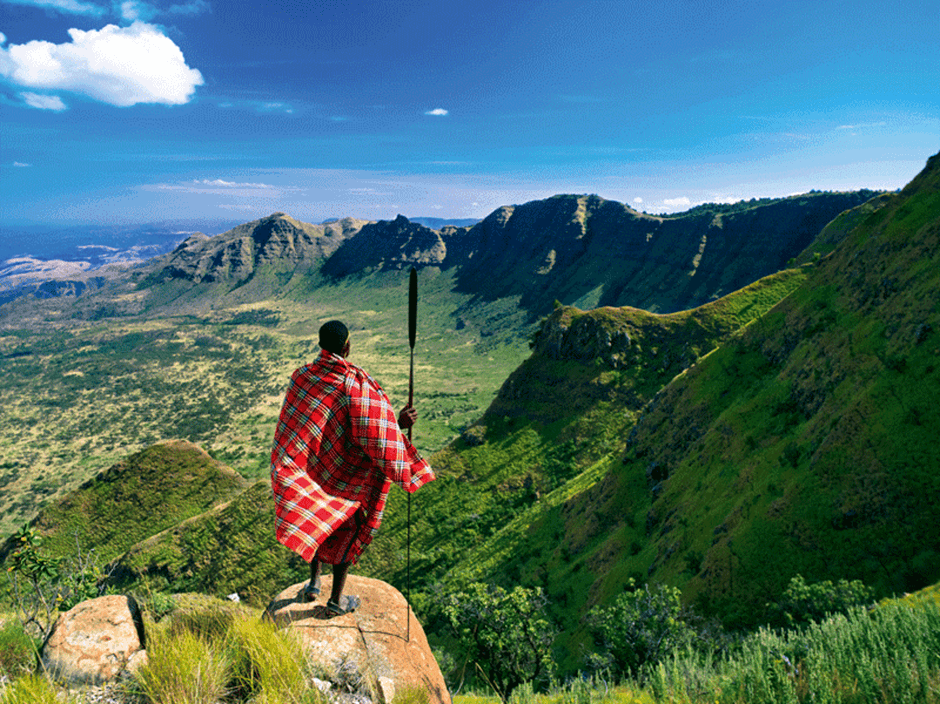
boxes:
[266,575,450,704]
[41,594,145,686]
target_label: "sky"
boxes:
[1,0,938,226]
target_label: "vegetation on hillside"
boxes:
[0,269,532,536]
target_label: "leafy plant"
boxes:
[444,583,557,701]
[4,526,114,638]
[768,573,874,628]
[587,580,694,678]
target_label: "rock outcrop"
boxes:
[151,213,369,284]
[41,594,146,686]
[266,575,450,704]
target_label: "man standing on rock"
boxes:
[270,320,435,616]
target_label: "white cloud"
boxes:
[633,197,643,204]
[0,22,203,107]
[663,197,691,208]
[21,92,68,111]
[424,108,448,116]
[13,161,32,167]
[2,0,105,16]
[193,179,273,189]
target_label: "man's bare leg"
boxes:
[327,562,360,614]
[330,562,350,604]
[303,559,322,602]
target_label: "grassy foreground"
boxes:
[2,592,938,704]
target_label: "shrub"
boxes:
[444,583,556,701]
[769,573,874,628]
[587,580,694,678]
[4,526,114,639]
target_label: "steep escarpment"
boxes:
[321,215,449,276]
[454,191,879,315]
[148,213,368,284]
[549,151,940,628]
[133,191,876,316]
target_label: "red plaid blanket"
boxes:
[270,350,434,564]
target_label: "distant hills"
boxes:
[1,190,879,319]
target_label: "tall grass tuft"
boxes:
[0,673,69,704]
[227,616,319,704]
[0,618,39,678]
[131,621,231,704]
[639,601,940,704]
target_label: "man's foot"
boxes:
[326,594,360,616]
[302,577,321,603]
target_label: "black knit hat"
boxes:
[318,320,349,354]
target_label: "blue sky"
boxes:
[1,0,938,226]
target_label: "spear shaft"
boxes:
[406,266,417,642]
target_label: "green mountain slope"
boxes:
[453,191,878,315]
[91,267,809,610]
[0,189,861,536]
[439,151,940,662]
[0,440,247,566]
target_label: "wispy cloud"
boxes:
[151,178,281,194]
[260,102,293,113]
[120,0,209,20]
[20,92,67,111]
[13,161,32,167]
[2,0,105,16]
[424,108,448,116]
[0,22,203,107]
[837,121,887,130]
[663,197,691,208]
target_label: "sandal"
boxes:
[302,578,321,603]
[326,595,360,616]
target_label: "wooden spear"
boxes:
[406,266,417,642]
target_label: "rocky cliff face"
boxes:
[150,213,368,284]
[452,191,878,315]
[322,215,448,276]
[137,191,875,313]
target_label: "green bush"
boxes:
[769,574,874,628]
[587,580,694,678]
[444,583,557,701]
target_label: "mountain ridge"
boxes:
[137,190,879,318]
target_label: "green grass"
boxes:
[1,440,248,566]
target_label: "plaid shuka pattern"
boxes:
[270,350,435,565]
